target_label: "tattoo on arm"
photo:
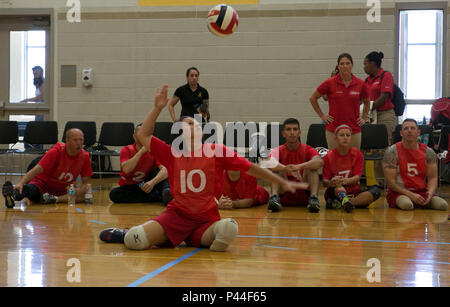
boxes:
[426,148,437,164]
[382,146,398,169]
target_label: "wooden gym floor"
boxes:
[0,177,448,287]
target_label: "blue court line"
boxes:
[76,208,82,213]
[89,220,107,225]
[261,245,298,251]
[126,248,203,287]
[405,259,450,265]
[237,235,450,246]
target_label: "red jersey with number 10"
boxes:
[396,142,427,190]
[150,136,252,217]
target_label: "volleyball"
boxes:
[207,4,239,37]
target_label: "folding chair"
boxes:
[223,122,259,162]
[360,124,388,187]
[0,121,19,181]
[62,121,97,147]
[89,122,134,180]
[306,123,328,149]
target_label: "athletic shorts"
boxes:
[324,185,362,202]
[280,189,311,206]
[386,189,428,209]
[152,205,221,247]
[29,177,67,196]
[254,186,270,206]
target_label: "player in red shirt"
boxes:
[309,52,370,150]
[218,170,269,209]
[364,51,396,145]
[99,85,307,252]
[109,123,172,204]
[2,129,93,208]
[383,119,448,210]
[266,118,324,213]
[322,125,381,213]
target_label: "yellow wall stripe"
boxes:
[139,0,258,6]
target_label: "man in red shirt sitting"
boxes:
[109,124,172,204]
[266,118,324,213]
[218,170,269,209]
[2,128,92,208]
[383,119,448,211]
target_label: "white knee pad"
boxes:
[210,218,238,252]
[124,225,150,250]
[396,195,414,211]
[430,197,449,211]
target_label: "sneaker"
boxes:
[326,198,342,209]
[41,193,58,204]
[162,188,173,206]
[99,228,128,243]
[267,195,283,212]
[307,195,320,213]
[2,181,15,208]
[342,197,355,213]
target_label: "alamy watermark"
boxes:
[66,258,81,283]
[367,0,381,23]
[66,0,81,23]
[366,258,381,283]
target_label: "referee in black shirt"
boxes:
[168,67,210,122]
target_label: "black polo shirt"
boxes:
[173,83,209,118]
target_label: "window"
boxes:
[9,30,46,103]
[397,4,446,123]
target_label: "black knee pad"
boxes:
[367,186,381,201]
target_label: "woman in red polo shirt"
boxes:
[310,53,370,150]
[364,51,396,145]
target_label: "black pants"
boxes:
[14,184,42,203]
[109,168,170,203]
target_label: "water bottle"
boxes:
[68,184,76,207]
[75,175,82,188]
[85,184,93,205]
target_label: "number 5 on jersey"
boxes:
[407,163,418,177]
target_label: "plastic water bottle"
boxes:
[75,175,82,188]
[68,184,76,207]
[85,184,93,205]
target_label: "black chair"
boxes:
[306,124,327,149]
[90,122,135,177]
[202,121,221,144]
[62,121,97,147]
[22,121,58,154]
[361,124,389,186]
[153,121,182,146]
[0,121,19,179]
[223,122,259,160]
[392,124,402,144]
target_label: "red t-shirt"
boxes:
[317,73,369,133]
[269,143,319,180]
[396,142,427,191]
[31,142,92,193]
[364,68,394,112]
[222,171,268,205]
[150,136,252,216]
[118,143,160,186]
[322,147,364,194]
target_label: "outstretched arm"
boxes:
[246,164,308,193]
[137,85,169,151]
